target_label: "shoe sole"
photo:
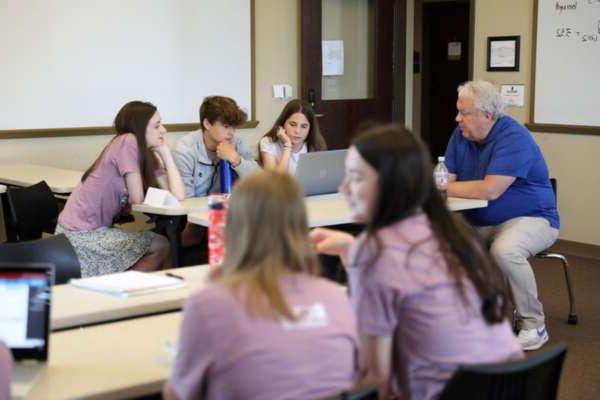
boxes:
[521,332,549,351]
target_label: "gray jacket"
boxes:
[172,129,259,197]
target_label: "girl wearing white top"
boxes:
[259,99,327,174]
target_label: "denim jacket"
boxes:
[172,129,259,198]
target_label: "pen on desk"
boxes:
[165,272,185,280]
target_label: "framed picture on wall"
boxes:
[487,36,520,72]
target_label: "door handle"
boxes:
[308,88,316,107]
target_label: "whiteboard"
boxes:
[533,0,600,127]
[0,0,252,131]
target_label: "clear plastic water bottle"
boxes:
[208,194,229,269]
[433,156,449,200]
[219,159,232,194]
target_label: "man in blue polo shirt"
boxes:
[444,80,559,351]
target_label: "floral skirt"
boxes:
[56,224,155,277]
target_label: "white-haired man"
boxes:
[444,80,559,351]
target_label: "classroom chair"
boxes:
[438,343,567,400]
[0,234,81,284]
[6,180,58,242]
[534,178,578,325]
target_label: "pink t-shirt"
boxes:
[58,134,141,231]
[347,213,522,400]
[0,342,11,400]
[169,273,358,400]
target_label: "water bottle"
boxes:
[433,156,449,200]
[208,194,229,269]
[218,159,232,194]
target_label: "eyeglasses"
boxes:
[457,108,481,118]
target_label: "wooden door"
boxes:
[301,0,402,149]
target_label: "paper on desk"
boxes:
[144,187,180,207]
[70,270,185,297]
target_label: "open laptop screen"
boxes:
[295,149,347,196]
[0,264,51,361]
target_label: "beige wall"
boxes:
[473,0,600,245]
[2,0,598,245]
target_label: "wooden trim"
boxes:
[0,1,258,140]
[525,123,600,135]
[300,0,322,104]
[392,0,406,123]
[530,0,538,126]
[468,0,475,79]
[0,120,260,140]
[549,239,600,261]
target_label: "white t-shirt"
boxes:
[259,136,307,175]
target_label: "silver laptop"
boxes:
[295,149,347,196]
[0,263,52,399]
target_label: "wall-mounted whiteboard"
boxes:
[533,0,600,129]
[0,0,252,132]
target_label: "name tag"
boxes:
[281,303,329,330]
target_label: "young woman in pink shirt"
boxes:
[310,125,522,400]
[56,101,184,277]
[164,170,358,400]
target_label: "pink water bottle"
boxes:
[208,194,229,269]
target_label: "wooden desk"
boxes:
[0,163,82,194]
[187,193,489,227]
[18,312,181,399]
[51,265,209,331]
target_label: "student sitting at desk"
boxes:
[164,170,358,400]
[173,95,258,197]
[56,101,185,277]
[310,125,522,400]
[259,99,327,174]
[0,341,11,400]
[173,96,259,248]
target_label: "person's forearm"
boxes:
[276,148,292,172]
[161,152,186,200]
[448,180,499,200]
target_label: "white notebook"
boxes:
[70,271,186,297]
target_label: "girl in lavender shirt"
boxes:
[0,341,10,400]
[164,170,358,400]
[310,125,522,400]
[56,101,185,277]
[259,99,327,174]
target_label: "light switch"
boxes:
[272,84,284,99]
[283,84,293,98]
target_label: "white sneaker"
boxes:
[517,325,549,351]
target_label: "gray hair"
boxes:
[457,80,505,119]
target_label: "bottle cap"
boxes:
[438,156,445,162]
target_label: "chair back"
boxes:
[549,178,557,198]
[322,386,378,400]
[6,181,59,241]
[0,234,81,284]
[438,343,567,400]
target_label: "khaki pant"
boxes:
[477,217,559,330]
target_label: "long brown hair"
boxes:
[260,99,327,153]
[213,170,320,320]
[82,101,158,189]
[353,124,508,324]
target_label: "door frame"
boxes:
[300,0,406,147]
